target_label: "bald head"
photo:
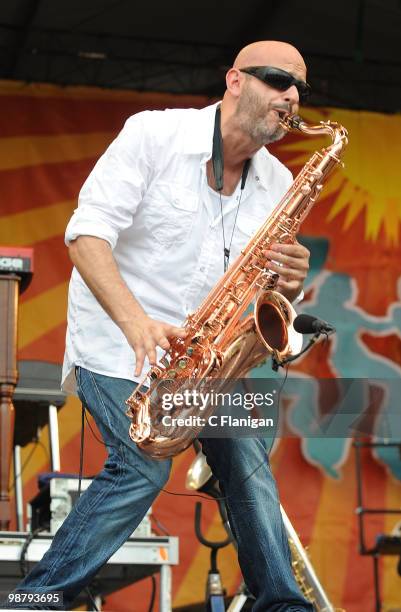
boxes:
[233,41,306,79]
[220,40,307,151]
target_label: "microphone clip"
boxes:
[272,331,323,372]
[271,313,336,371]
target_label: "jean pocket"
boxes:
[75,366,92,412]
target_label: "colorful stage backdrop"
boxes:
[0,80,400,611]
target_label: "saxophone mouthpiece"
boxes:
[279,113,303,131]
[288,114,303,129]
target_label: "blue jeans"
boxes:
[14,368,313,611]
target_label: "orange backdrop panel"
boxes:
[1,80,400,611]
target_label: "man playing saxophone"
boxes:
[13,41,312,610]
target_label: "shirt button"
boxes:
[255,176,260,181]
[200,266,205,272]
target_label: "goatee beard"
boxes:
[235,85,289,145]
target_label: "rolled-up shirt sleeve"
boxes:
[65,112,153,249]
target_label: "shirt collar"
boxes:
[181,101,220,156]
[181,101,273,192]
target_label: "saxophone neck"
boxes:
[280,113,348,151]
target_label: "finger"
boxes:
[270,242,310,259]
[134,345,146,376]
[165,325,188,338]
[265,249,309,268]
[143,338,158,366]
[270,242,309,257]
[155,335,170,351]
[267,261,305,280]
[264,249,306,269]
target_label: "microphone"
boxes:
[272,314,335,371]
[293,314,335,335]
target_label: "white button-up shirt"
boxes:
[62,102,294,394]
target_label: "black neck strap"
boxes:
[212,105,250,193]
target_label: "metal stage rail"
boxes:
[0,531,179,611]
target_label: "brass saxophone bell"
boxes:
[254,289,303,359]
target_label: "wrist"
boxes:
[280,285,304,304]
[116,303,147,329]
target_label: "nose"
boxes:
[282,84,300,106]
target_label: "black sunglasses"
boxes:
[239,66,311,103]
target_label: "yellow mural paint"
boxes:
[18,281,69,349]
[307,453,356,608]
[0,132,114,171]
[275,108,401,245]
[0,200,75,246]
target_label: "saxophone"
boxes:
[126,114,348,459]
[281,506,339,611]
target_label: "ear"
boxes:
[225,68,242,98]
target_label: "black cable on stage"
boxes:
[20,527,46,578]
[8,442,38,493]
[7,438,49,494]
[76,403,99,612]
[150,514,170,536]
[37,440,51,463]
[78,403,86,499]
[84,587,99,612]
[147,576,156,612]
[8,437,49,493]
